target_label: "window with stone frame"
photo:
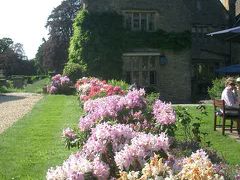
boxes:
[123,11,156,31]
[192,24,219,42]
[123,54,158,87]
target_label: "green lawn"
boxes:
[0,78,50,94]
[24,78,50,93]
[175,105,240,165]
[0,95,82,179]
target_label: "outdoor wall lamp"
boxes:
[159,55,168,65]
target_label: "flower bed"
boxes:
[47,77,240,180]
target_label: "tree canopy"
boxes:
[0,37,35,76]
[35,0,82,73]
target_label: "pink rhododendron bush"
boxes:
[47,78,239,179]
[75,77,125,102]
[47,74,73,94]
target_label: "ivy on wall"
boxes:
[68,9,191,79]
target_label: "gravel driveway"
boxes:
[0,93,43,134]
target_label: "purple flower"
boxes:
[60,76,70,85]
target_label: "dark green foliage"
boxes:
[68,9,191,80]
[124,30,191,51]
[145,86,159,94]
[63,62,85,83]
[35,0,82,73]
[69,10,124,79]
[0,38,13,54]
[0,37,37,76]
[13,60,37,76]
[146,92,160,106]
[208,77,225,99]
[0,86,8,93]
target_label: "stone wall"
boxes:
[82,0,230,102]
[83,0,191,32]
[156,50,191,103]
[122,49,191,103]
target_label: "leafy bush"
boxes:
[5,80,13,88]
[0,86,8,93]
[175,105,209,145]
[63,62,86,83]
[208,77,225,99]
[107,79,129,91]
[146,92,160,106]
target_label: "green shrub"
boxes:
[107,79,129,91]
[146,92,160,106]
[175,105,209,145]
[208,77,225,99]
[0,86,8,93]
[63,62,86,83]
[30,76,40,82]
[6,80,13,88]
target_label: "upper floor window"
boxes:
[123,11,156,31]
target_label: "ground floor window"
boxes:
[122,53,159,87]
[124,70,157,86]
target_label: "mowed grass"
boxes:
[0,78,50,94]
[0,95,82,179]
[175,105,240,165]
[24,78,50,93]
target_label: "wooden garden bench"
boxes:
[213,99,240,135]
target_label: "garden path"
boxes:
[0,93,43,134]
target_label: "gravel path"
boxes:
[0,93,43,134]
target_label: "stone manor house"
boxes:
[82,0,238,103]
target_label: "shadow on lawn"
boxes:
[0,94,26,104]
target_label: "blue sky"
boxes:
[0,0,63,59]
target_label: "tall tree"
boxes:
[36,0,81,73]
[11,43,27,60]
[0,38,13,54]
[0,37,36,76]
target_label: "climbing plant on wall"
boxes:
[67,9,191,79]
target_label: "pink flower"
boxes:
[62,127,77,140]
[49,86,57,94]
[152,100,176,125]
[92,157,110,179]
[114,132,169,170]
